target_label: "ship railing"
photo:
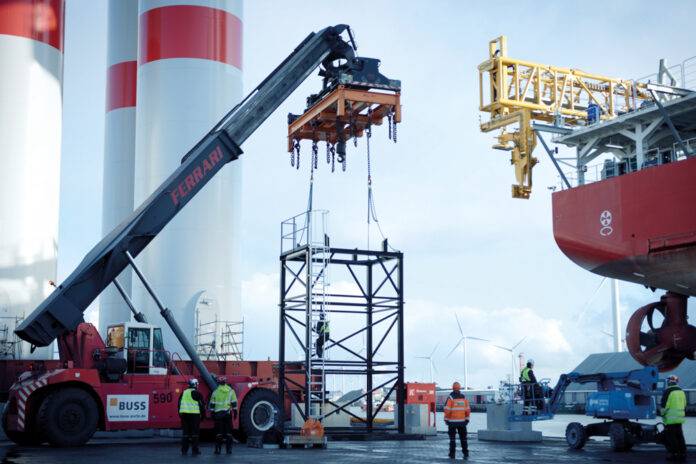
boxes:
[635,55,696,90]
[555,138,696,191]
[674,136,696,159]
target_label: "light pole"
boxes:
[447,314,490,390]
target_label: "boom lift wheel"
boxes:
[239,388,282,442]
[38,387,98,447]
[565,422,587,450]
[609,422,627,452]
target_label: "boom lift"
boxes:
[506,366,664,451]
[478,36,652,198]
[2,24,400,447]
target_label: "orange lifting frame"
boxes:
[287,85,401,151]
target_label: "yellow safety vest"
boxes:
[521,367,531,383]
[209,385,237,413]
[662,386,686,425]
[179,388,200,414]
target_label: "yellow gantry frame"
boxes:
[478,36,651,198]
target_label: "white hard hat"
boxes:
[528,359,534,366]
[188,378,199,388]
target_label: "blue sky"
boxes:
[58,0,696,390]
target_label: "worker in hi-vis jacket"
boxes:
[661,375,687,461]
[209,376,238,455]
[178,378,206,455]
[444,381,471,459]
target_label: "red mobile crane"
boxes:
[1,24,400,447]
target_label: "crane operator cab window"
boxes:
[128,327,150,373]
[107,323,168,375]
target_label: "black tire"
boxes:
[609,422,626,452]
[565,422,587,450]
[239,388,281,442]
[38,387,99,447]
[2,402,42,446]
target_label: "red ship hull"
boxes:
[552,156,696,296]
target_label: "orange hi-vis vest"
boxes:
[444,391,471,423]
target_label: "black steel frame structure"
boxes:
[278,245,405,434]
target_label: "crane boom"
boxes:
[16,25,357,349]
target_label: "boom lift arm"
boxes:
[546,366,659,414]
[15,25,363,391]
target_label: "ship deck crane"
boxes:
[478,36,653,198]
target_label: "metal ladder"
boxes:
[306,211,330,421]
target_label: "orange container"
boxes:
[404,382,436,427]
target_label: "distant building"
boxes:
[563,352,696,411]
[435,388,497,411]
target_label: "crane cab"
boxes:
[105,322,167,375]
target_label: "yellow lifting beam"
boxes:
[478,36,652,198]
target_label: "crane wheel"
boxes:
[2,402,42,446]
[565,422,587,450]
[609,422,627,452]
[38,387,98,447]
[239,388,282,442]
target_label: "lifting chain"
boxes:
[348,103,358,148]
[291,139,299,167]
[312,140,318,170]
[367,106,372,184]
[330,143,336,173]
[387,106,397,143]
[311,120,318,170]
[294,139,300,170]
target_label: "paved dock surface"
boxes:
[1,433,691,464]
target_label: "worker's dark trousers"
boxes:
[213,411,233,453]
[664,423,686,458]
[315,335,326,358]
[522,384,533,413]
[180,414,201,453]
[448,423,468,457]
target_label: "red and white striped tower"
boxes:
[0,0,65,359]
[134,0,243,355]
[99,0,139,336]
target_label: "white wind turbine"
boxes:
[493,337,526,384]
[416,343,439,384]
[447,314,490,390]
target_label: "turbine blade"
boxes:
[576,277,607,324]
[430,342,440,358]
[447,339,463,358]
[468,336,490,342]
[493,344,510,352]
[455,313,464,336]
[512,336,527,350]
